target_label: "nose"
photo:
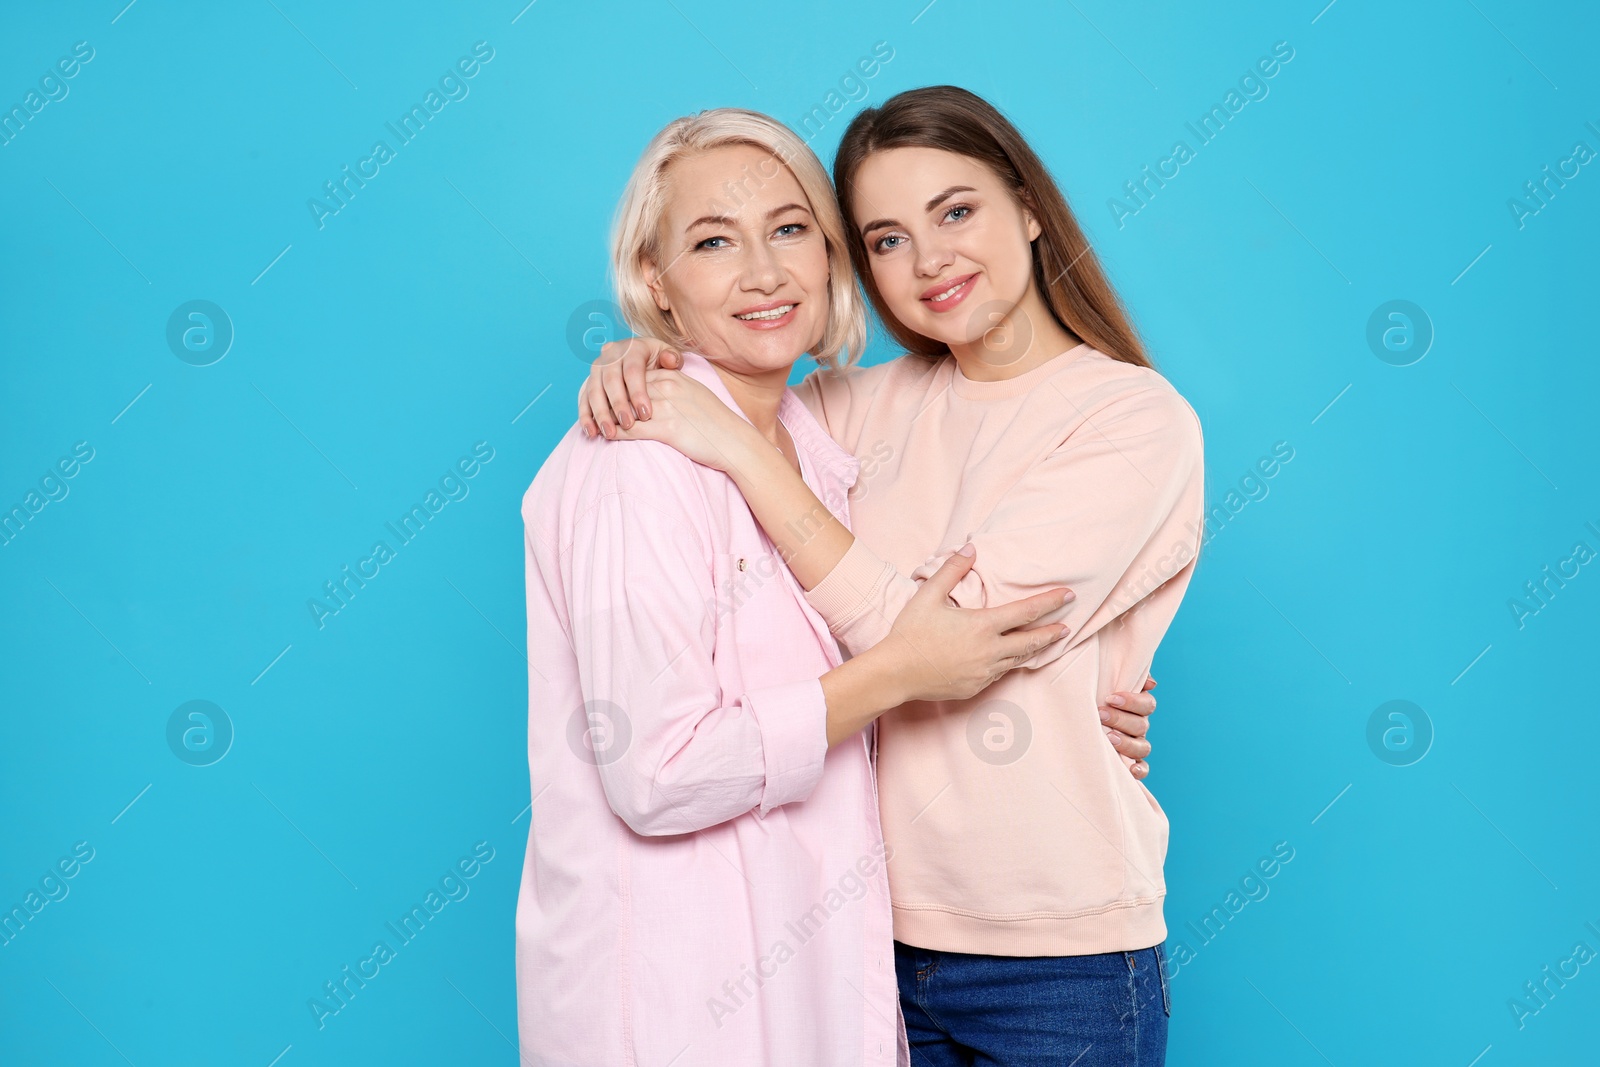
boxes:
[914,232,954,278]
[738,241,784,293]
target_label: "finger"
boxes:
[993,622,1067,668]
[1098,707,1150,737]
[919,543,977,600]
[591,386,619,440]
[577,387,596,438]
[1105,728,1151,760]
[987,587,1075,634]
[1130,760,1149,780]
[601,361,637,430]
[623,349,653,419]
[1143,675,1158,691]
[659,347,683,369]
[1104,690,1156,717]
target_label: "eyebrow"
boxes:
[859,185,978,236]
[685,202,812,232]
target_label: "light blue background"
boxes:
[3,0,1596,1063]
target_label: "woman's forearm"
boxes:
[818,644,909,747]
[723,422,856,591]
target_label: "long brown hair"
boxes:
[833,85,1151,369]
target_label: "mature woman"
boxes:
[580,86,1203,1065]
[515,108,1085,1067]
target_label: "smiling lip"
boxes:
[732,300,799,330]
[921,273,977,312]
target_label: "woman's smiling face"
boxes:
[851,145,1041,350]
[645,143,830,378]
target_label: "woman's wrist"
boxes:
[819,646,909,747]
[716,415,779,483]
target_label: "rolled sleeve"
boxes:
[802,538,906,656]
[743,678,830,813]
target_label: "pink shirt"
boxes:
[516,352,907,1066]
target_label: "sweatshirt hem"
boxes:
[891,895,1167,957]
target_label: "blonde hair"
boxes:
[610,108,867,370]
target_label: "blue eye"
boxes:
[695,236,729,250]
[873,234,905,253]
[946,205,971,222]
[775,222,806,238]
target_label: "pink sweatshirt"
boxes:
[793,343,1206,957]
[516,352,906,1066]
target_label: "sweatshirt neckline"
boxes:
[948,343,1092,400]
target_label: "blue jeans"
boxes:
[894,939,1170,1066]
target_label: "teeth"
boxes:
[929,279,967,302]
[736,304,795,321]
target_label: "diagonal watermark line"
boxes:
[1466,1044,1492,1067]
[1450,643,1491,685]
[1244,178,1351,284]
[1463,0,1558,89]
[445,576,547,681]
[264,0,358,89]
[264,1045,293,1067]
[252,244,292,285]
[45,979,138,1066]
[1311,0,1339,23]
[1311,383,1351,424]
[112,784,152,824]
[1064,0,1159,89]
[252,383,360,489]
[1451,782,1558,890]
[443,177,552,283]
[444,976,537,1065]
[41,573,151,683]
[510,782,552,824]
[1451,243,1492,285]
[908,781,951,824]
[1451,383,1557,488]
[111,0,139,24]
[511,0,539,23]
[512,384,552,424]
[661,0,758,89]
[253,782,360,889]
[1244,977,1337,1064]
[1243,577,1352,683]
[1311,783,1350,824]
[46,178,152,284]
[112,384,152,424]
[911,0,940,23]
[252,644,293,685]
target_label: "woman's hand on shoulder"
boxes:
[607,370,748,472]
[579,336,682,439]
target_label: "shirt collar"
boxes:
[677,351,860,491]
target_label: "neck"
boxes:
[709,363,789,443]
[948,283,1080,382]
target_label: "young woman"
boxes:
[578,86,1203,1065]
[517,106,1103,1067]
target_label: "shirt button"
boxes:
[737,557,747,571]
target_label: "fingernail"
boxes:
[1098,708,1111,723]
[1107,694,1125,707]
[957,543,975,557]
[639,405,650,418]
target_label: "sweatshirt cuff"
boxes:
[803,538,898,633]
[744,678,829,814]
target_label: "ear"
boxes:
[1019,190,1043,242]
[642,257,670,313]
